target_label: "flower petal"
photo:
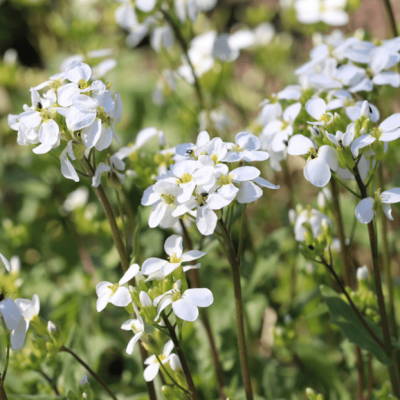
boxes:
[0,298,22,330]
[304,158,331,187]
[10,318,29,350]
[0,253,11,272]
[110,287,131,307]
[119,264,140,285]
[287,135,314,155]
[306,98,326,121]
[142,258,168,275]
[172,299,199,322]
[237,181,263,203]
[383,203,393,220]
[318,146,339,171]
[355,198,375,224]
[144,364,160,382]
[196,205,218,236]
[380,113,400,132]
[182,288,214,307]
[126,332,143,354]
[181,250,206,262]
[380,188,400,204]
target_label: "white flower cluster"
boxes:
[96,234,213,382]
[0,254,40,351]
[258,31,400,185]
[8,62,123,183]
[141,131,279,235]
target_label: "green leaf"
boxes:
[67,391,77,400]
[319,285,390,365]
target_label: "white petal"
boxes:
[18,111,41,129]
[172,299,199,322]
[81,119,102,149]
[181,250,206,262]
[236,131,260,151]
[182,288,213,307]
[0,253,11,272]
[231,166,260,182]
[161,262,182,276]
[110,287,132,307]
[95,126,113,151]
[142,258,168,275]
[0,298,22,330]
[119,264,140,285]
[350,134,376,157]
[355,198,375,224]
[240,150,269,162]
[141,185,160,206]
[136,0,156,12]
[283,102,301,123]
[196,205,218,236]
[383,203,393,220]
[10,319,29,350]
[306,98,326,121]
[57,83,81,107]
[206,193,231,209]
[149,202,169,228]
[218,184,239,201]
[287,135,314,155]
[96,292,112,312]
[380,113,400,132]
[66,62,92,84]
[237,181,263,204]
[373,72,400,88]
[39,120,59,146]
[144,364,160,382]
[66,107,96,131]
[254,177,280,189]
[126,332,143,354]
[304,158,331,187]
[96,281,113,297]
[155,297,173,321]
[163,340,174,357]
[381,188,400,204]
[92,163,111,187]
[318,146,338,171]
[60,153,79,182]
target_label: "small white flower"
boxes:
[95,264,139,311]
[153,280,214,322]
[0,296,22,332]
[356,265,369,281]
[121,306,145,354]
[142,235,205,277]
[355,188,400,224]
[294,208,332,242]
[143,340,174,382]
[287,135,338,187]
[223,132,269,162]
[306,98,333,126]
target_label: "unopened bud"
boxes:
[48,321,57,333]
[288,209,296,225]
[360,100,369,118]
[80,375,88,387]
[140,291,152,308]
[309,126,320,137]
[357,265,369,281]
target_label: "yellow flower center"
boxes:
[108,283,119,294]
[218,174,233,186]
[168,252,183,264]
[177,172,193,184]
[161,194,176,205]
[211,154,219,164]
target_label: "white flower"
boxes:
[174,0,199,23]
[351,113,400,157]
[287,135,338,187]
[80,375,89,387]
[92,154,125,188]
[355,188,400,224]
[153,280,214,322]
[175,130,211,160]
[11,294,40,350]
[326,123,355,147]
[223,132,269,162]
[261,103,302,152]
[236,177,280,204]
[142,235,205,277]
[143,340,175,382]
[294,208,332,242]
[121,306,145,354]
[306,98,333,126]
[60,141,79,182]
[95,264,139,311]
[294,0,349,26]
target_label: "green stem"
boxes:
[330,178,353,287]
[217,220,254,400]
[155,355,191,395]
[179,220,226,400]
[237,205,247,263]
[0,376,8,400]
[80,158,157,400]
[37,370,60,395]
[115,190,130,256]
[382,0,398,37]
[332,175,361,199]
[162,315,198,400]
[60,346,117,400]
[353,165,400,396]
[2,335,10,383]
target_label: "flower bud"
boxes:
[158,130,166,147]
[309,126,320,137]
[48,321,57,334]
[80,375,88,387]
[288,209,296,225]
[360,100,369,118]
[357,265,369,281]
[140,291,152,308]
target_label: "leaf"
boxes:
[320,285,390,365]
[306,301,329,319]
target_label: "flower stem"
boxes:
[0,377,8,400]
[37,369,60,395]
[179,220,226,400]
[237,205,247,263]
[353,165,400,396]
[2,335,10,384]
[330,178,353,287]
[60,346,118,400]
[217,219,254,400]
[155,355,191,395]
[80,158,157,400]
[382,0,398,37]
[162,315,198,400]
[115,189,130,256]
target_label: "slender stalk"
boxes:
[179,220,226,400]
[37,370,60,395]
[162,315,198,400]
[382,0,398,38]
[80,158,157,400]
[353,165,400,397]
[377,165,397,339]
[330,178,353,287]
[115,190,130,256]
[60,346,117,400]
[237,205,247,263]
[155,355,191,395]
[0,377,8,400]
[319,256,385,351]
[2,336,10,383]
[217,220,254,400]
[366,354,373,400]
[355,346,364,400]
